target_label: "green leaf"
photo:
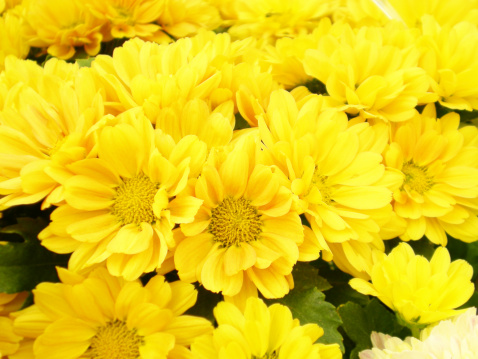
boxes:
[266,286,344,351]
[465,241,478,282]
[311,259,369,307]
[185,284,223,323]
[338,299,411,359]
[0,218,70,293]
[234,113,251,130]
[76,58,95,68]
[292,261,332,292]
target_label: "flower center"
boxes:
[208,197,263,247]
[401,161,434,194]
[85,320,143,359]
[311,171,333,205]
[111,174,159,225]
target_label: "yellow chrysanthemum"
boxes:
[384,104,478,245]
[259,20,332,90]
[360,308,478,359]
[12,267,212,359]
[22,0,105,59]
[258,89,402,279]
[158,0,222,39]
[341,0,478,27]
[39,111,207,280]
[175,136,320,301]
[223,0,338,45]
[86,0,170,42]
[303,21,436,122]
[417,16,478,111]
[91,33,276,139]
[0,0,20,13]
[192,297,342,359]
[0,292,28,357]
[145,97,235,149]
[0,9,30,71]
[350,242,474,328]
[0,57,104,210]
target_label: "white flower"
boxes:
[359,308,478,359]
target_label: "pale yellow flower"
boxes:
[350,243,474,328]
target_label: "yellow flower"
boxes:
[91,35,230,114]
[417,16,478,111]
[340,0,478,28]
[158,0,222,39]
[146,97,235,149]
[0,292,27,357]
[0,57,103,210]
[224,0,338,45]
[387,0,478,27]
[258,89,402,279]
[86,0,170,42]
[0,8,30,71]
[12,267,212,359]
[39,111,207,280]
[22,0,105,59]
[0,0,22,14]
[175,136,319,301]
[90,33,273,139]
[350,242,474,328]
[384,104,478,245]
[192,297,342,359]
[303,21,436,122]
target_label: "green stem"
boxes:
[411,325,421,338]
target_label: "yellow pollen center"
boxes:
[311,171,333,205]
[208,197,262,247]
[401,161,434,194]
[85,320,143,359]
[111,173,159,225]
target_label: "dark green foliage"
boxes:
[0,218,69,293]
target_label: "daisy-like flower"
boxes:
[192,297,342,359]
[417,15,478,111]
[223,0,338,45]
[0,8,30,71]
[0,57,104,210]
[39,111,207,280]
[158,0,222,39]
[86,0,170,42]
[22,0,105,59]
[359,307,478,359]
[350,242,474,330]
[303,21,437,122]
[258,89,402,279]
[12,267,213,359]
[0,292,27,357]
[91,35,238,115]
[0,0,22,14]
[341,0,478,28]
[175,135,320,301]
[384,104,478,245]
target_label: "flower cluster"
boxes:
[0,0,478,358]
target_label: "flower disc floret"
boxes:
[208,196,263,247]
[85,320,143,359]
[112,174,160,226]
